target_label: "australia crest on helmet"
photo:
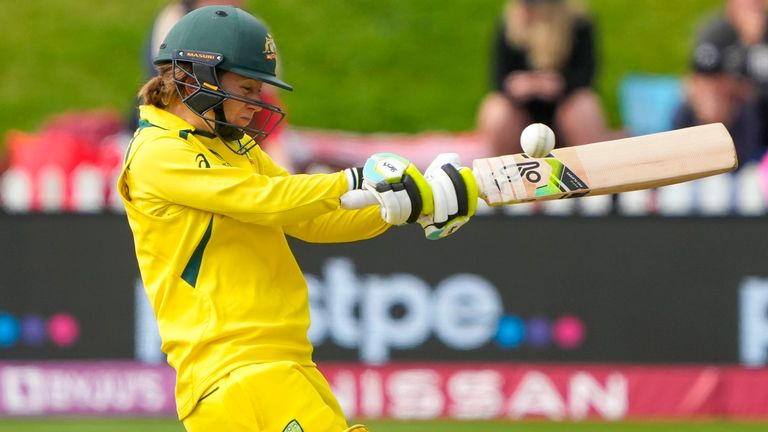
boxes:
[264,33,277,61]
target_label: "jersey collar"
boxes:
[138,104,211,136]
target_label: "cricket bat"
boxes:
[340,123,738,209]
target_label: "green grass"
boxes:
[2,0,722,149]
[1,419,767,432]
[0,418,183,432]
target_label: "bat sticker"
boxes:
[499,157,589,200]
[534,158,589,198]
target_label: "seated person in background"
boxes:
[673,0,766,166]
[723,0,768,150]
[476,0,615,156]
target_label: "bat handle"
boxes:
[340,189,379,209]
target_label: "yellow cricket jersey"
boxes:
[118,105,389,419]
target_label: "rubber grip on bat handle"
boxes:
[340,189,379,209]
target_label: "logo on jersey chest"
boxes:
[195,154,211,168]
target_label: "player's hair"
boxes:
[505,0,586,70]
[138,63,187,108]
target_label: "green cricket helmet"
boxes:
[155,6,292,154]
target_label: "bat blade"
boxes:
[472,123,738,206]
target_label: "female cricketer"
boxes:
[117,6,476,432]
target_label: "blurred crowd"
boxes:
[1,0,767,214]
[479,0,768,166]
[674,0,768,166]
[477,0,618,156]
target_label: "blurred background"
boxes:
[0,0,724,135]
[2,0,768,430]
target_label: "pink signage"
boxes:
[320,363,768,421]
[0,362,176,416]
[1,361,767,420]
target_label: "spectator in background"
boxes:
[673,0,768,167]
[476,0,615,156]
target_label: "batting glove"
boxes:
[418,153,478,239]
[358,153,434,225]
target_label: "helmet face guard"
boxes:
[172,50,286,155]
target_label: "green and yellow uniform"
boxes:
[118,105,388,429]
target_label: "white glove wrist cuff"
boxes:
[345,167,363,191]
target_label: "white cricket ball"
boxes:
[520,123,556,157]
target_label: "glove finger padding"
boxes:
[443,163,470,217]
[425,153,462,175]
[419,163,479,239]
[428,169,453,224]
[432,164,475,224]
[403,164,434,216]
[361,153,433,225]
[458,166,479,218]
[365,183,412,225]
